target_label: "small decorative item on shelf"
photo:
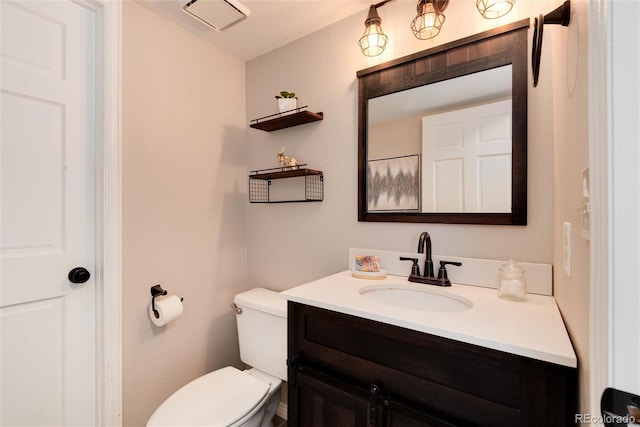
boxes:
[277,147,299,171]
[275,91,297,114]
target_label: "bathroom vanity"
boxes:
[282,271,577,427]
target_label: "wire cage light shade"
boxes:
[359,5,389,56]
[476,0,516,19]
[411,0,446,40]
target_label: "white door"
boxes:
[422,99,512,212]
[0,1,96,425]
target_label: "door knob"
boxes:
[68,267,91,284]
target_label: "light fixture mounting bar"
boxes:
[372,0,395,8]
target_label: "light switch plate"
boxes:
[563,222,572,277]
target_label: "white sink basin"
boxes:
[359,284,473,312]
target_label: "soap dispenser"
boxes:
[497,260,527,301]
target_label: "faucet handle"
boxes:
[438,261,462,280]
[399,257,420,277]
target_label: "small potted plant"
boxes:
[275,91,297,114]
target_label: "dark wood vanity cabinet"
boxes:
[287,302,577,427]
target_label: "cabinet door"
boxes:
[386,400,458,427]
[290,369,381,427]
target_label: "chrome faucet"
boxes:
[399,232,462,287]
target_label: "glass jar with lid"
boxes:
[497,260,527,301]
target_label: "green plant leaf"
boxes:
[276,91,298,100]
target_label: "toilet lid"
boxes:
[147,366,270,427]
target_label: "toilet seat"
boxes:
[147,366,270,427]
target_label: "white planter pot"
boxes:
[278,98,297,114]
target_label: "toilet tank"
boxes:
[233,288,287,381]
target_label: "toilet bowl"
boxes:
[147,288,287,427]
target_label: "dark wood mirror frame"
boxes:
[357,19,529,225]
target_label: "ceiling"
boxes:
[137,0,373,61]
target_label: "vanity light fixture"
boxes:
[476,0,516,19]
[411,0,448,40]
[358,0,395,57]
[358,0,516,55]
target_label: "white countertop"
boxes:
[281,270,577,368]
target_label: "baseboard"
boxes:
[276,401,287,420]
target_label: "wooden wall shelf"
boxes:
[250,110,323,132]
[249,168,323,180]
[249,167,324,203]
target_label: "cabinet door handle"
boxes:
[369,384,380,425]
[286,353,301,385]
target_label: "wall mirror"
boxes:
[357,19,529,225]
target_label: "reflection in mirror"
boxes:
[367,65,512,213]
[357,19,529,225]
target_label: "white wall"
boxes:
[246,0,555,290]
[122,3,247,425]
[549,0,592,417]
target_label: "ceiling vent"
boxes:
[179,0,250,31]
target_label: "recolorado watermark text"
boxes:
[575,413,636,424]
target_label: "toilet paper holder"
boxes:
[151,285,183,319]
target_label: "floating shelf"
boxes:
[250,109,323,132]
[249,167,323,180]
[249,166,324,203]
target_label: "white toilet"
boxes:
[147,288,287,427]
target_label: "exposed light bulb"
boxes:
[476,0,516,19]
[359,5,389,57]
[411,0,445,40]
[421,8,436,28]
